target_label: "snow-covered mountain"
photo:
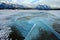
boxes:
[0,0,60,9]
[0,3,26,9]
[0,2,51,9]
[35,5,51,10]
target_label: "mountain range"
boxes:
[0,3,51,9]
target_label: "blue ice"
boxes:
[9,17,60,40]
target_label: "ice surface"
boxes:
[0,10,60,40]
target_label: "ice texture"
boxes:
[0,10,60,40]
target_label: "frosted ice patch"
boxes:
[0,25,11,39]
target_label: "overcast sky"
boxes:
[0,0,60,8]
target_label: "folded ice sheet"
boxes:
[0,0,60,9]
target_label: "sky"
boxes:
[0,0,60,8]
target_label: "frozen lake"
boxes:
[0,10,60,40]
[0,10,60,24]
